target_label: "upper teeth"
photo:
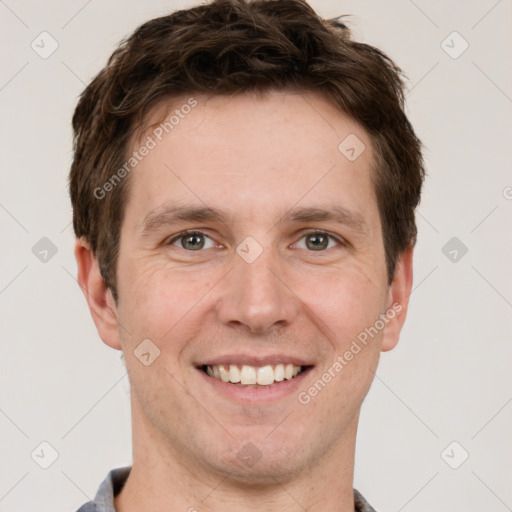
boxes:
[205,364,302,386]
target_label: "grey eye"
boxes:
[171,232,215,250]
[306,233,329,250]
[295,232,339,251]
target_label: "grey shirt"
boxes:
[76,467,377,512]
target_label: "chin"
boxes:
[201,437,310,486]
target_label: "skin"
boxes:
[75,90,413,512]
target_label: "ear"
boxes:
[74,237,122,350]
[381,245,414,352]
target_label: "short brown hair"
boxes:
[69,0,425,303]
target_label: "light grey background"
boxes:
[1,1,511,511]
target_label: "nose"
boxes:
[215,248,300,334]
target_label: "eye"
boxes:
[169,231,217,251]
[294,231,342,251]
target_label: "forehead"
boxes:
[124,90,378,230]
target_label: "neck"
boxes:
[115,399,359,512]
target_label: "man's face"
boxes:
[107,91,407,482]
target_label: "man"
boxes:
[70,0,424,510]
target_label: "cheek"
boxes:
[118,256,219,344]
[296,271,385,420]
[295,266,388,349]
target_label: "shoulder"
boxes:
[354,488,378,512]
[75,503,101,512]
[74,467,131,512]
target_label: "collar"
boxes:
[78,467,377,512]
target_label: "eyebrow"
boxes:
[140,204,367,237]
[141,205,226,237]
[277,206,367,232]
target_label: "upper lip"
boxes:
[196,354,314,367]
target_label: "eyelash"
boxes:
[166,229,345,252]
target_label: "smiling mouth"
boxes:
[200,363,310,387]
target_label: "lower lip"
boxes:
[196,367,314,404]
